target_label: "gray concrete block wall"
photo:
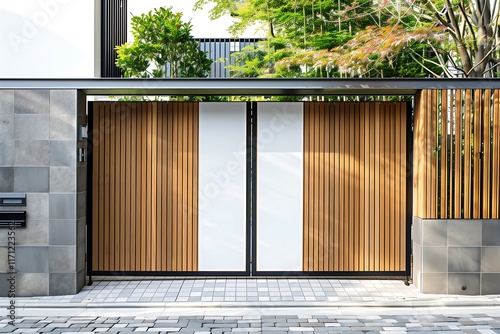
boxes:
[0,89,87,296]
[413,218,500,295]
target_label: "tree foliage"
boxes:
[195,0,500,78]
[115,7,212,78]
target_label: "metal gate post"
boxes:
[246,102,258,276]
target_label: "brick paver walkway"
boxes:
[2,313,500,333]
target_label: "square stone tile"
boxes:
[50,140,76,167]
[14,114,50,140]
[422,246,447,273]
[0,273,16,297]
[448,247,481,272]
[448,273,480,295]
[49,246,76,272]
[50,114,76,140]
[49,273,77,295]
[26,193,50,220]
[16,246,49,273]
[0,114,13,141]
[50,90,77,115]
[0,167,14,192]
[50,167,76,193]
[16,219,49,246]
[15,140,50,166]
[14,90,49,114]
[481,247,500,272]
[0,90,14,114]
[17,272,49,296]
[0,140,14,166]
[421,273,447,294]
[448,220,482,246]
[49,193,76,219]
[482,220,500,246]
[0,247,10,272]
[49,220,76,245]
[422,219,447,246]
[481,273,500,295]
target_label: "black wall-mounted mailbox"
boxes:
[0,193,26,206]
[0,211,26,227]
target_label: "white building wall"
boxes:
[0,0,96,78]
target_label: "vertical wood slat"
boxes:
[373,103,380,271]
[440,90,448,218]
[454,90,463,218]
[156,103,163,271]
[464,90,472,218]
[324,103,330,271]
[493,90,500,218]
[140,102,147,271]
[129,104,137,270]
[303,102,407,272]
[448,90,455,218]
[424,91,430,218]
[473,90,482,218]
[379,103,385,271]
[424,90,431,218]
[430,90,438,218]
[119,104,127,271]
[333,103,341,271]
[91,102,198,272]
[110,104,117,270]
[400,104,407,270]
[394,103,400,270]
[348,103,354,270]
[483,90,491,218]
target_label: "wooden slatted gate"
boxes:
[89,102,199,273]
[88,101,410,275]
[303,102,410,273]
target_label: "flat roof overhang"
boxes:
[1,78,500,96]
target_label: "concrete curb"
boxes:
[3,297,500,310]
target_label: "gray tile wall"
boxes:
[413,218,500,295]
[0,89,87,297]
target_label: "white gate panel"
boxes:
[257,102,303,271]
[198,103,247,271]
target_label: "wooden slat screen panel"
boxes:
[303,102,407,272]
[413,89,500,219]
[91,102,198,272]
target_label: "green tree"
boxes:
[115,7,212,78]
[196,0,444,78]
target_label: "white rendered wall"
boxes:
[198,103,247,271]
[257,102,303,272]
[0,1,96,78]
